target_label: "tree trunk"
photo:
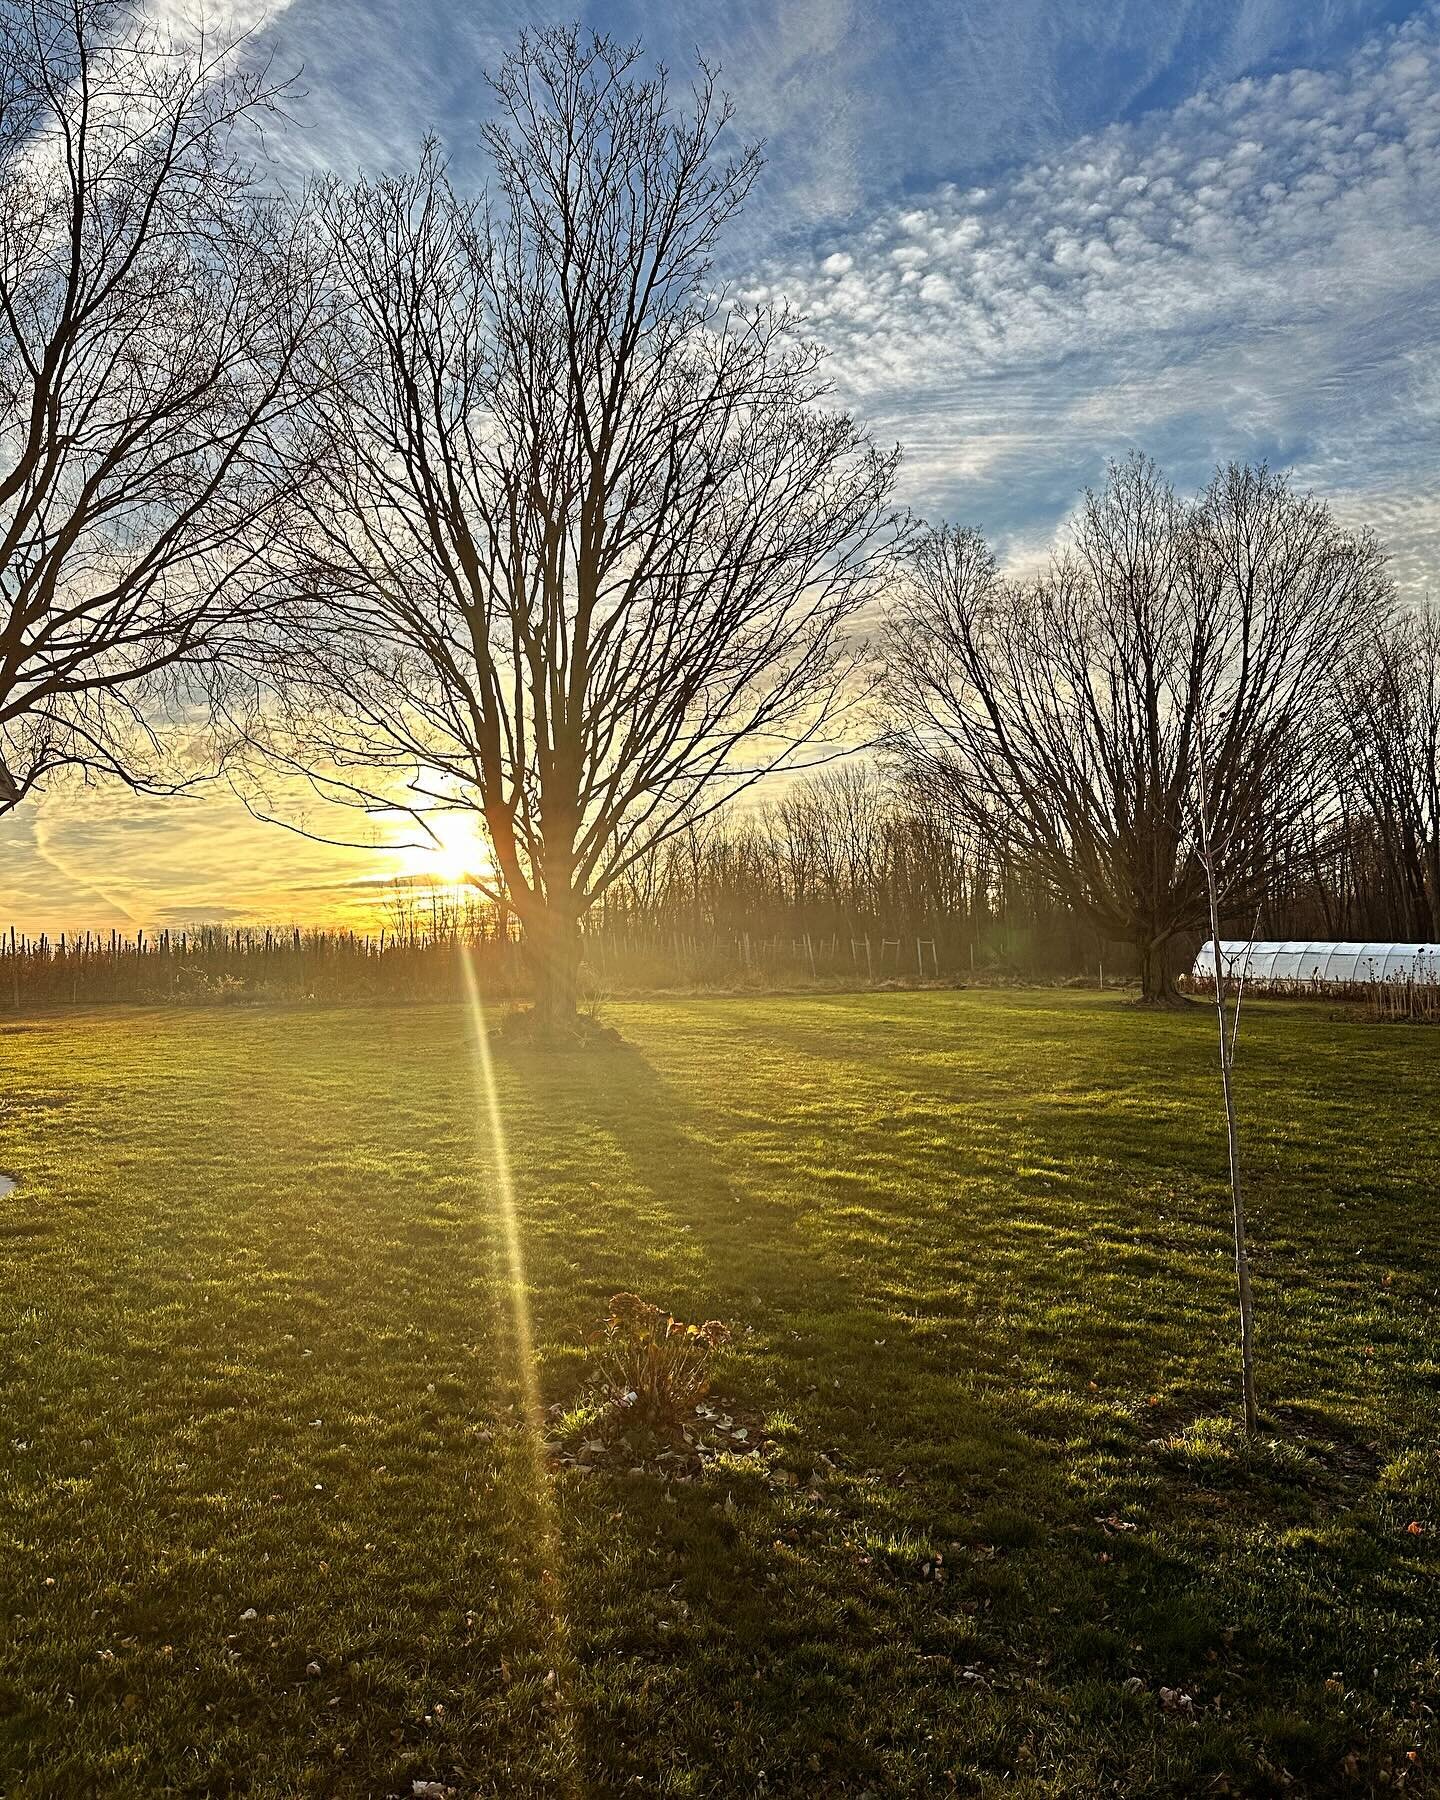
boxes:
[524,902,582,1027]
[1137,934,1185,1005]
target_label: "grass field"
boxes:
[1,989,1438,1797]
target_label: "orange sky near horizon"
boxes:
[0,780,493,938]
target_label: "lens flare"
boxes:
[458,945,580,1790]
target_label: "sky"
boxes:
[6,0,1440,932]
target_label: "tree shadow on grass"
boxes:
[489,1043,1251,1793]
[500,1030,1422,1797]
[0,1006,1418,1797]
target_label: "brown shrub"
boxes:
[594,1293,731,1446]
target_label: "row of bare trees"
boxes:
[2,2,1434,1018]
[597,764,1099,972]
[590,649,1440,982]
[1331,608,1440,941]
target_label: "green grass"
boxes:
[1,989,1438,1797]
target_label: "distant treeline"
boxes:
[0,920,519,1009]
[5,746,1435,1009]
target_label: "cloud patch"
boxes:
[746,9,1440,581]
[1,781,415,935]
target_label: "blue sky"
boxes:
[255,0,1440,572]
[7,0,1440,929]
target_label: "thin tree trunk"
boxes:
[1208,952,1259,1433]
[1196,742,1259,1434]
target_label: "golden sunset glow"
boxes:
[394,809,492,889]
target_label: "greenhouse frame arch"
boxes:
[1193,941,1440,987]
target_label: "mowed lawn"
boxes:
[1,991,1438,1798]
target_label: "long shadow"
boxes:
[490,1037,1223,1792]
[2,1003,1417,1795]
[495,1016,1422,1794]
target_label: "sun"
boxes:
[396,809,490,887]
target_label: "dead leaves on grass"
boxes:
[545,1394,769,1482]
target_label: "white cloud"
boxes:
[748,9,1440,589]
[147,0,297,41]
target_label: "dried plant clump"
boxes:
[595,1293,732,1447]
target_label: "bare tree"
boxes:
[0,0,313,817]
[1337,606,1440,941]
[884,456,1390,1001]
[252,29,900,1026]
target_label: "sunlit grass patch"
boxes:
[0,989,1437,1794]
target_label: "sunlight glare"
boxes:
[399,810,490,887]
[458,946,580,1791]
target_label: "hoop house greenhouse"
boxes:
[1193,941,1440,987]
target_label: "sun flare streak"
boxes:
[460,947,541,1423]
[458,946,580,1789]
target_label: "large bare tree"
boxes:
[0,0,313,817]
[885,456,1391,1001]
[255,29,901,1024]
[1337,606,1440,941]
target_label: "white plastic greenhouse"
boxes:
[1193,940,1440,987]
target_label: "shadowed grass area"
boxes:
[1,990,1437,1796]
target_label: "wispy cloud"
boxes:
[742,8,1440,581]
[245,0,1426,222]
[148,0,299,44]
[0,782,413,935]
[595,0,1426,246]
[262,0,553,181]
